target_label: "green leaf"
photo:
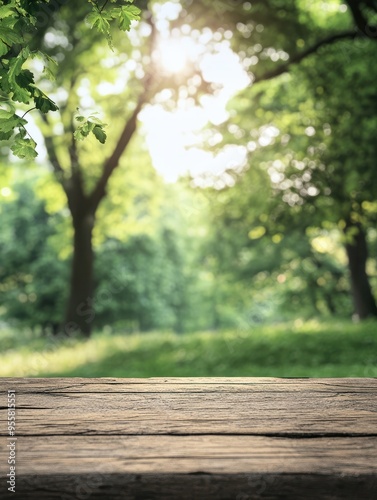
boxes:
[86,113,106,125]
[0,26,23,45]
[85,10,111,35]
[30,50,58,81]
[0,110,27,134]
[11,136,37,160]
[33,89,59,113]
[0,5,16,20]
[74,113,107,144]
[74,120,95,140]
[0,67,11,93]
[0,39,8,57]
[85,8,114,48]
[42,64,56,81]
[8,51,27,80]
[7,48,31,104]
[92,124,107,144]
[11,85,31,103]
[0,15,19,30]
[73,129,83,141]
[0,130,13,141]
[39,53,57,68]
[114,5,141,31]
[16,69,34,88]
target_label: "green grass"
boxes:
[1,319,377,377]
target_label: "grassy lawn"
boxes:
[0,319,376,377]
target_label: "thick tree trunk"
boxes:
[64,212,95,337]
[344,220,377,320]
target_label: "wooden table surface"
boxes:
[1,377,376,499]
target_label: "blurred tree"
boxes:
[297,41,377,319]
[200,174,352,322]
[0,177,69,332]
[187,0,377,78]
[0,170,214,333]
[235,39,377,319]
[1,0,219,336]
[2,0,376,335]
[38,3,151,336]
[187,0,377,319]
[0,1,147,335]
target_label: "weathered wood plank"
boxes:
[1,436,377,499]
[2,435,376,474]
[1,378,376,436]
[1,378,376,499]
[2,377,377,393]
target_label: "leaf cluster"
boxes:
[74,111,107,144]
[0,2,60,160]
[86,0,141,48]
[0,0,140,159]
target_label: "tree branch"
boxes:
[67,122,87,216]
[88,85,149,212]
[253,30,361,84]
[68,114,80,173]
[41,112,85,217]
[346,0,372,34]
[40,113,65,180]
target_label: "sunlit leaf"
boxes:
[10,136,37,159]
[74,114,107,144]
[86,10,111,35]
[113,5,141,31]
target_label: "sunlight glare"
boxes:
[156,1,182,21]
[158,38,188,73]
[200,47,250,91]
[140,105,247,183]
[145,35,250,182]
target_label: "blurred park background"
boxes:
[0,0,377,377]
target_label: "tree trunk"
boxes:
[344,220,377,320]
[56,88,149,337]
[64,212,95,337]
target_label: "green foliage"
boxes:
[1,0,376,341]
[86,1,141,47]
[0,173,214,334]
[115,4,141,31]
[0,108,26,138]
[0,179,69,332]
[74,112,108,144]
[0,0,139,158]
[33,88,59,114]
[192,0,377,321]
[94,234,186,331]
[0,109,37,159]
[10,135,37,159]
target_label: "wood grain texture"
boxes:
[3,377,377,392]
[7,435,377,474]
[1,378,376,436]
[1,378,376,499]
